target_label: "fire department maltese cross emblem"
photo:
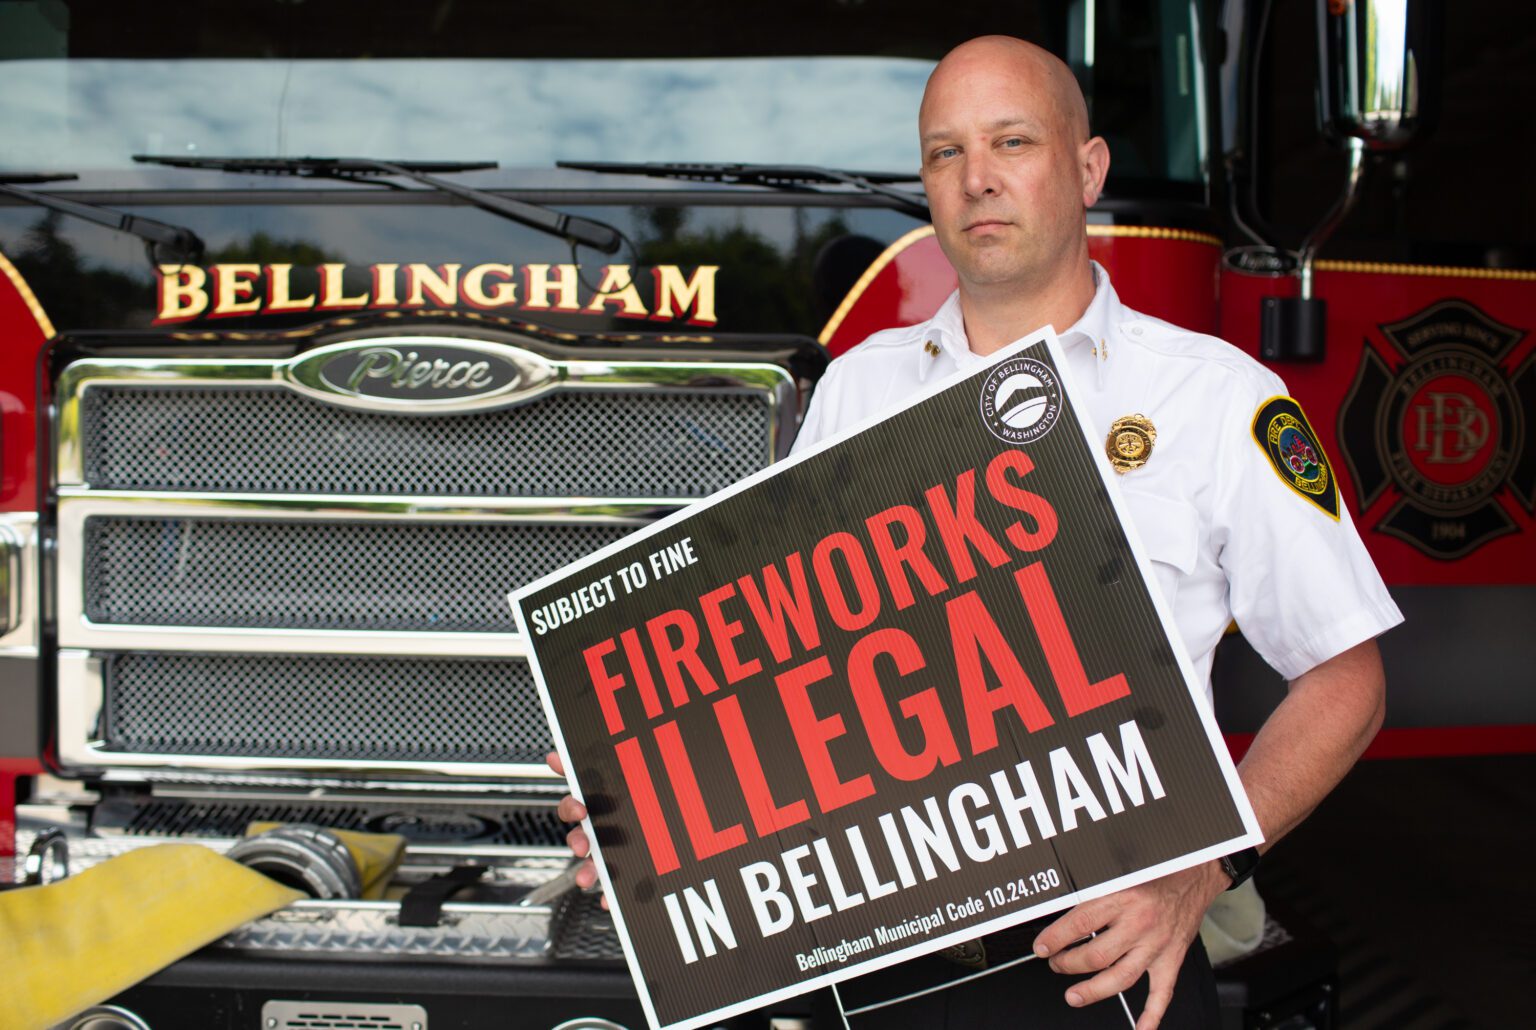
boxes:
[1339,299,1536,560]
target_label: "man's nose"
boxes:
[961,148,1001,198]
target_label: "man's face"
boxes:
[918,48,1092,291]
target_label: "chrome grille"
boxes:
[81,384,772,497]
[55,342,794,777]
[84,516,637,632]
[102,652,551,764]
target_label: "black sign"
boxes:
[514,331,1259,1030]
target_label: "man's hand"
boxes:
[1032,640,1386,1029]
[1032,861,1228,1030]
[547,750,606,908]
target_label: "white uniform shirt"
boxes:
[794,265,1403,698]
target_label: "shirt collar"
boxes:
[1061,261,1121,353]
[916,261,1122,382]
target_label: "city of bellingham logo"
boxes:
[1339,298,1536,560]
[980,355,1063,445]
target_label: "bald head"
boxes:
[915,34,1110,335]
[920,36,1091,147]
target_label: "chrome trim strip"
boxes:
[0,512,39,656]
[62,622,529,658]
[56,490,683,520]
[0,521,21,637]
[95,770,568,795]
[56,650,561,779]
[55,493,667,654]
[13,826,569,874]
[55,352,796,486]
[109,785,566,806]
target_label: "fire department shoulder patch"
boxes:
[1252,396,1340,520]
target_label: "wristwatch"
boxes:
[1218,847,1261,890]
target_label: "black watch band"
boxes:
[1218,847,1261,890]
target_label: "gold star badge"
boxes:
[1107,414,1156,473]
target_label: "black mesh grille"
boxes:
[553,890,626,961]
[84,516,636,632]
[96,796,566,847]
[102,652,551,764]
[80,384,772,496]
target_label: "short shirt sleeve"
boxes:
[790,358,842,455]
[1213,373,1404,681]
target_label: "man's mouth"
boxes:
[964,218,1013,232]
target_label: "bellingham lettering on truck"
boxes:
[154,262,719,326]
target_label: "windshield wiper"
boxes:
[133,155,623,254]
[0,172,79,184]
[557,161,929,220]
[0,176,205,264]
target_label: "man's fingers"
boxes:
[1135,983,1173,1030]
[1047,928,1128,975]
[1132,949,1186,1030]
[550,752,588,824]
[1033,899,1113,957]
[547,753,606,908]
[1062,945,1154,1009]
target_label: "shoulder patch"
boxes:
[1251,396,1340,520]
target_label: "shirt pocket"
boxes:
[1120,489,1200,607]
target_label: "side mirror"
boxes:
[1317,0,1438,151]
[1263,0,1439,362]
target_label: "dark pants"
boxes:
[823,922,1221,1029]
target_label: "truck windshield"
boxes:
[0,0,1207,196]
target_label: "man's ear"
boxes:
[1080,136,1110,206]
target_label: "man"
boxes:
[554,35,1400,1028]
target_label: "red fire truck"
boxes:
[1,1,1530,1028]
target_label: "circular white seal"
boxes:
[979,356,1063,444]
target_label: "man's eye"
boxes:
[934,147,959,161]
[1001,137,1025,149]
